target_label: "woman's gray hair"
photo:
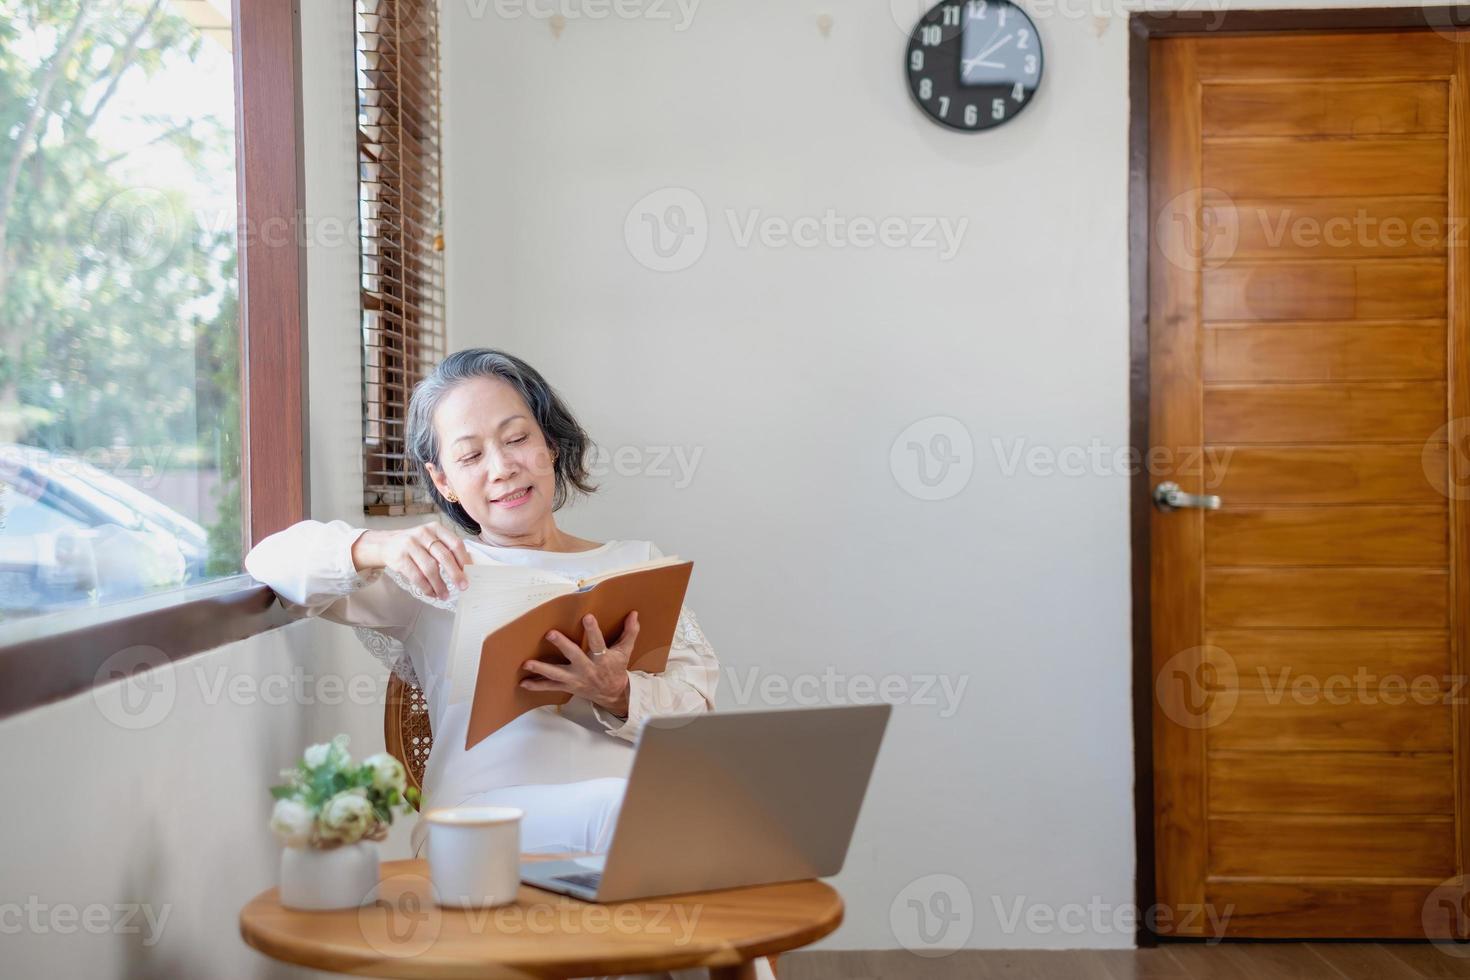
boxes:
[406,348,598,534]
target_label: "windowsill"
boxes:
[0,575,289,720]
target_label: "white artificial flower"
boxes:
[305,734,352,771]
[364,753,408,794]
[319,790,375,845]
[270,798,315,848]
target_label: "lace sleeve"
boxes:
[352,627,421,686]
[381,564,464,611]
[673,606,715,659]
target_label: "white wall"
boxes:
[0,4,413,976]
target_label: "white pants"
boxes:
[412,777,776,980]
[411,776,630,858]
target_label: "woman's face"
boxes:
[425,376,558,540]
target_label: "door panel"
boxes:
[1205,507,1448,565]
[1149,30,1470,938]
[1217,200,1449,260]
[1209,814,1454,878]
[1192,31,1454,79]
[1208,751,1455,814]
[1201,81,1448,137]
[1203,140,1446,199]
[1202,260,1446,321]
[1205,881,1446,939]
[1203,321,1446,383]
[1203,630,1450,682]
[1204,567,1448,629]
[1208,692,1452,752]
[1204,382,1445,443]
[1211,446,1445,505]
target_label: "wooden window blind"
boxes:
[355,0,445,516]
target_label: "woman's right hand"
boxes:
[351,522,471,600]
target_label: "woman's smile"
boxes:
[491,486,533,508]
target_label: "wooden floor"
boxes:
[781,943,1470,979]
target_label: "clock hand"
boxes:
[962,55,1006,75]
[973,32,1014,61]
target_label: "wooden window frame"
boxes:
[1127,4,1470,945]
[0,0,308,719]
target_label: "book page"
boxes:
[575,554,682,590]
[446,564,578,705]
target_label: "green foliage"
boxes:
[269,735,417,848]
[1,0,243,570]
[202,255,241,575]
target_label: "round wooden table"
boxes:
[239,858,843,979]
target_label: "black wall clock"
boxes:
[905,0,1043,132]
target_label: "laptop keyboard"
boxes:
[551,871,603,891]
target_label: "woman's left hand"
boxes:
[520,611,640,717]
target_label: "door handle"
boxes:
[1152,481,1222,513]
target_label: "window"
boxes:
[0,0,304,718]
[0,0,241,624]
[355,0,446,517]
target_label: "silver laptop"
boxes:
[520,704,891,902]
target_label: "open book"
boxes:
[446,556,694,749]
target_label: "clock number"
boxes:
[1017,28,1030,48]
[991,98,1005,120]
[910,50,924,71]
[920,24,942,45]
[941,4,961,25]
[1023,54,1037,75]
[964,104,979,126]
[918,77,933,99]
[937,95,951,117]
[998,6,1007,26]
[1012,81,1024,101]
[966,0,986,19]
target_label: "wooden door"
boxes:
[1149,31,1470,938]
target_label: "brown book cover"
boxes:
[465,560,693,749]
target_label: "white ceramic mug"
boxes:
[424,805,523,908]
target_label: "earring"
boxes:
[446,491,459,503]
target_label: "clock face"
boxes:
[905,0,1043,132]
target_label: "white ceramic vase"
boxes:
[278,841,381,910]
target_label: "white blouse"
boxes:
[243,520,719,809]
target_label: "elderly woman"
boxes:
[244,348,720,858]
